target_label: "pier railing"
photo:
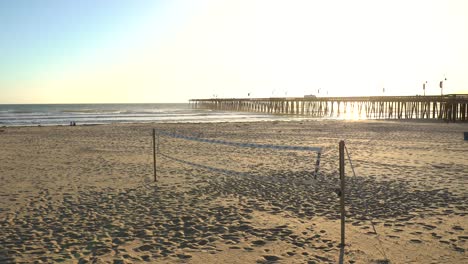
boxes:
[190,95,468,121]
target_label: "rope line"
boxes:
[344,146,356,180]
[344,145,377,233]
[344,144,388,260]
[160,152,248,177]
[157,131,322,152]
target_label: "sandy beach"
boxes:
[0,120,467,263]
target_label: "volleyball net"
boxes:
[149,128,393,256]
[153,129,323,181]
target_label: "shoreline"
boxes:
[2,116,467,129]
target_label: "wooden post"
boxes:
[339,140,345,247]
[153,129,157,182]
[313,151,322,179]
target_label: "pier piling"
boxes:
[190,95,468,121]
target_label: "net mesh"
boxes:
[155,130,322,181]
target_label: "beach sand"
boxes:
[0,120,467,263]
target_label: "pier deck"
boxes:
[190,95,468,121]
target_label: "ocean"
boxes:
[0,103,291,126]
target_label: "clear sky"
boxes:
[1,0,467,103]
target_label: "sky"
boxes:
[0,0,467,104]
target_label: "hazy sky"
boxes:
[1,0,467,103]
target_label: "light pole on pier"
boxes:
[440,77,447,96]
[423,81,427,96]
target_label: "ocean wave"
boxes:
[60,109,120,114]
[0,103,286,126]
[2,110,35,114]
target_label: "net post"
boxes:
[339,140,346,248]
[313,150,322,179]
[153,129,157,182]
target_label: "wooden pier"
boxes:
[190,95,468,121]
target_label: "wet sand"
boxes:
[0,120,467,263]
